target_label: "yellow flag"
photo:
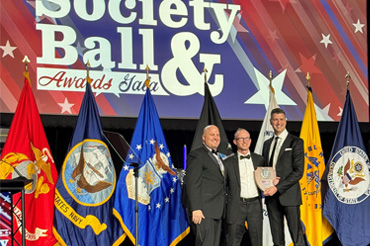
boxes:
[299,88,333,246]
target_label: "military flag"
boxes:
[299,86,333,246]
[53,77,124,245]
[322,89,370,245]
[0,69,58,245]
[113,88,189,246]
[191,82,232,156]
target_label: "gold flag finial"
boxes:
[345,71,351,90]
[145,65,151,89]
[203,67,208,84]
[306,72,311,88]
[268,70,273,86]
[86,61,92,84]
[22,56,31,84]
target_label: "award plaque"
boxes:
[254,167,276,191]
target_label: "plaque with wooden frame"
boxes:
[254,167,276,191]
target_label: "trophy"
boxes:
[254,167,276,191]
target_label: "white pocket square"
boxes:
[285,148,292,151]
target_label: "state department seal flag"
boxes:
[191,82,232,156]
[53,81,124,246]
[299,87,333,246]
[113,89,190,246]
[0,71,58,246]
[322,89,370,246]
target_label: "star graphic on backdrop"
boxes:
[269,0,297,13]
[331,51,343,65]
[314,103,333,121]
[136,144,142,151]
[58,98,74,114]
[343,2,353,16]
[337,107,343,116]
[165,197,169,203]
[244,68,296,109]
[3,194,11,203]
[76,41,86,57]
[352,19,365,33]
[297,53,321,74]
[0,40,17,58]
[267,29,280,43]
[320,34,333,48]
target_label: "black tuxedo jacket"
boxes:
[262,133,304,206]
[182,145,226,219]
[224,152,264,224]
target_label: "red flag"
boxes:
[0,72,58,245]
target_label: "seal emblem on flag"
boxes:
[327,146,370,204]
[63,140,115,205]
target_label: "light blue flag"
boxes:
[54,82,125,246]
[114,89,190,246]
[322,89,370,246]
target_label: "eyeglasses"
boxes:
[236,137,250,142]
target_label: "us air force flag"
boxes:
[113,89,189,246]
[53,82,124,245]
[323,90,370,246]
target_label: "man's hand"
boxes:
[264,186,278,196]
[192,210,205,224]
[273,177,280,186]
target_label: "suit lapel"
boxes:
[205,147,224,177]
[232,155,241,188]
[277,134,292,163]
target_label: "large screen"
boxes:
[0,0,368,122]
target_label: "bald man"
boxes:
[182,125,227,246]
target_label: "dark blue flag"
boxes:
[113,89,189,246]
[322,90,370,245]
[54,82,125,245]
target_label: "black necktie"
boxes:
[269,137,279,167]
[240,154,250,160]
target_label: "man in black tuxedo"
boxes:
[224,128,264,246]
[262,108,305,246]
[182,125,226,246]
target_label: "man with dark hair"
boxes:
[182,125,226,246]
[262,108,305,246]
[224,128,264,246]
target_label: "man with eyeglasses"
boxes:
[224,128,264,246]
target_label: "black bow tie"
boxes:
[240,155,250,160]
[212,150,219,155]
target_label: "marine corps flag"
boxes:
[299,86,333,246]
[323,89,370,245]
[114,89,190,246]
[53,79,124,245]
[0,71,58,245]
[191,82,232,156]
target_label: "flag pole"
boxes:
[345,71,351,90]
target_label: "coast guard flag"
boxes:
[254,83,278,155]
[299,87,333,246]
[322,90,370,246]
[191,82,232,156]
[0,71,58,246]
[53,81,124,245]
[113,89,189,246]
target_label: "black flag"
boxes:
[191,82,232,156]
